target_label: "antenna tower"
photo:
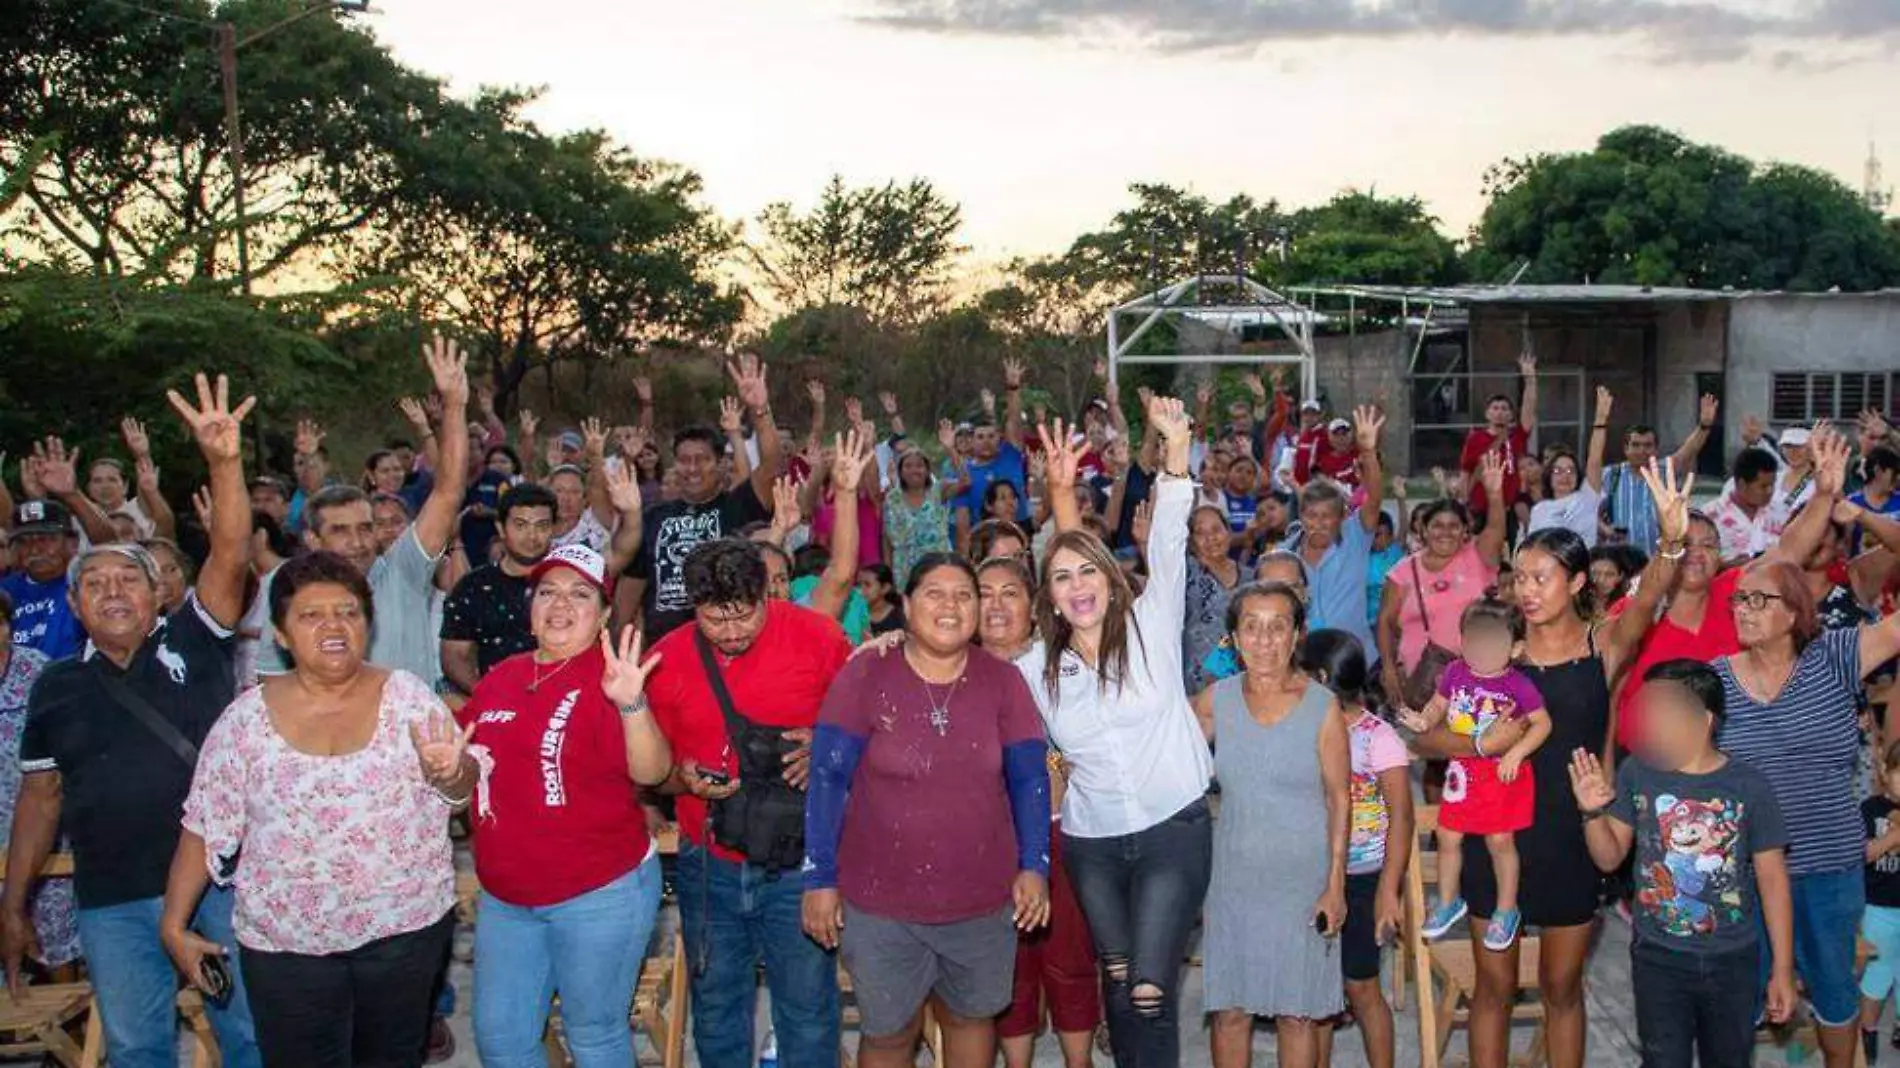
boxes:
[1867,142,1893,216]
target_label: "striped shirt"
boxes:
[1602,463,1658,554]
[1715,628,1864,876]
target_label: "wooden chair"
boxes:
[1406,805,1547,1068]
[632,931,690,1068]
[0,853,95,1068]
[76,988,220,1068]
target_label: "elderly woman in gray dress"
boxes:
[1190,581,1350,1068]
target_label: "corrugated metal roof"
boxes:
[1310,284,1731,305]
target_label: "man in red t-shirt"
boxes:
[644,538,851,1068]
[1460,350,1538,521]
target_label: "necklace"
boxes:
[905,649,966,737]
[527,653,578,694]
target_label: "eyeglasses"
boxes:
[1728,591,1786,611]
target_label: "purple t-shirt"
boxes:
[817,646,1046,923]
[1436,660,1543,740]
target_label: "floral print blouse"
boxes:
[183,669,457,955]
[0,647,80,966]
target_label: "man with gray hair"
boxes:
[1287,406,1387,661]
[2,373,260,1068]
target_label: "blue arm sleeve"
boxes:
[802,724,866,891]
[1002,739,1052,878]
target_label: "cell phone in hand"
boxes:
[199,953,233,1006]
[1313,912,1330,936]
[698,768,730,787]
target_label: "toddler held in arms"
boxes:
[1399,598,1551,951]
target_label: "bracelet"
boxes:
[1578,805,1608,821]
[1592,424,1608,431]
[619,697,650,718]
[1657,539,1685,560]
[1699,423,1714,430]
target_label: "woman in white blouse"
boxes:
[1527,386,1612,548]
[158,550,469,1068]
[1019,395,1212,1068]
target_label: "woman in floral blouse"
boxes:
[159,551,470,1068]
[884,429,967,588]
[0,594,79,976]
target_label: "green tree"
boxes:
[1471,125,1900,290]
[748,175,967,325]
[1270,190,1463,287]
[1060,183,1286,296]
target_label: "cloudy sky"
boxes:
[365,0,1897,262]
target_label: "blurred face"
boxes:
[1233,591,1300,675]
[1635,679,1713,768]
[369,454,406,494]
[1298,497,1346,550]
[855,568,888,606]
[1224,459,1257,497]
[486,450,518,475]
[276,581,369,678]
[1257,496,1289,534]
[549,473,586,524]
[1327,425,1353,452]
[978,565,1032,653]
[1256,556,1306,593]
[954,429,973,456]
[1372,522,1395,552]
[695,598,767,656]
[673,439,722,502]
[989,533,1027,564]
[12,532,73,583]
[1511,546,1584,625]
[1190,509,1230,564]
[1624,432,1658,468]
[636,442,661,476]
[71,556,160,650]
[1047,546,1112,634]
[1735,470,1776,509]
[1679,518,1721,592]
[109,514,140,543]
[152,547,188,613]
[972,426,1001,461]
[1548,455,1580,496]
[370,499,408,553]
[1227,401,1253,430]
[250,485,289,523]
[1461,622,1515,675]
[1783,441,1810,469]
[1422,508,1469,559]
[1730,569,1794,650]
[1486,397,1515,429]
[898,451,931,490]
[529,569,605,658]
[1589,559,1625,601]
[88,463,127,508]
[1299,408,1321,431]
[1519,455,1544,495]
[499,505,555,567]
[905,564,978,657]
[307,501,378,575]
[986,483,1020,521]
[1202,449,1231,484]
[762,552,792,602]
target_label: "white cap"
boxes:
[1327,418,1352,433]
[1300,399,1323,413]
[1778,427,1811,447]
[529,544,611,598]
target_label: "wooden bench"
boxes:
[0,854,92,1068]
[1406,805,1547,1068]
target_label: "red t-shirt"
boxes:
[458,647,651,907]
[1461,425,1530,519]
[1609,567,1742,751]
[646,600,852,860]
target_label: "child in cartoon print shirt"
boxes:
[1572,658,1796,1068]
[1400,598,1551,952]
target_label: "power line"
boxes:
[93,0,219,30]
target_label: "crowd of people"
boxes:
[0,339,1897,1068]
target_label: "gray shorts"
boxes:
[840,902,1017,1037]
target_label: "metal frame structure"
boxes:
[1106,274,1319,399]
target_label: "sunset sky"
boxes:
[363,0,1898,264]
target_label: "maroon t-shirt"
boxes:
[459,646,651,907]
[820,647,1046,924]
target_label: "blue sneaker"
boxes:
[1484,908,1522,951]
[1421,897,1468,940]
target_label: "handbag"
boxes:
[694,634,808,875]
[1400,557,1457,711]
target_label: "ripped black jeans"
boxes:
[1062,797,1213,1068]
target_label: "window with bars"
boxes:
[1770,372,1900,424]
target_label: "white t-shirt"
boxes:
[1528,485,1603,548]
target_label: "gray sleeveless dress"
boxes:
[1203,676,1345,1018]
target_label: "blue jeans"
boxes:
[675,842,838,1068]
[75,885,261,1068]
[473,857,662,1068]
[1758,867,1864,1028]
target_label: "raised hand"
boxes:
[135,456,161,495]
[1035,419,1081,491]
[1002,357,1025,391]
[422,334,469,404]
[1242,372,1266,400]
[1812,421,1852,498]
[936,418,958,455]
[518,409,540,441]
[614,425,649,462]
[1566,748,1615,811]
[718,397,744,435]
[726,353,770,413]
[408,711,474,794]
[295,418,325,457]
[397,396,429,430]
[544,433,565,473]
[843,396,864,428]
[599,625,663,709]
[165,373,256,465]
[806,379,826,408]
[1698,393,1719,428]
[632,374,654,405]
[581,417,609,458]
[1093,358,1108,381]
[1353,404,1385,452]
[192,486,214,531]
[605,455,642,516]
[1517,346,1537,376]
[769,475,803,535]
[1147,394,1192,445]
[979,387,996,414]
[877,391,898,417]
[1194,380,1213,408]
[1638,456,1696,544]
[475,380,498,417]
[1481,448,1506,498]
[832,427,873,495]
[121,417,152,459]
[1130,497,1153,550]
[33,438,78,497]
[1593,385,1613,423]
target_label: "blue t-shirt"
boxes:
[1848,490,1900,555]
[1222,493,1257,534]
[951,442,1029,526]
[2,572,82,661]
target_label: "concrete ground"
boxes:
[434,886,1844,1068]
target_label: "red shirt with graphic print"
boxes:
[458,645,651,906]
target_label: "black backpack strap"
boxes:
[96,670,199,769]
[695,631,753,748]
